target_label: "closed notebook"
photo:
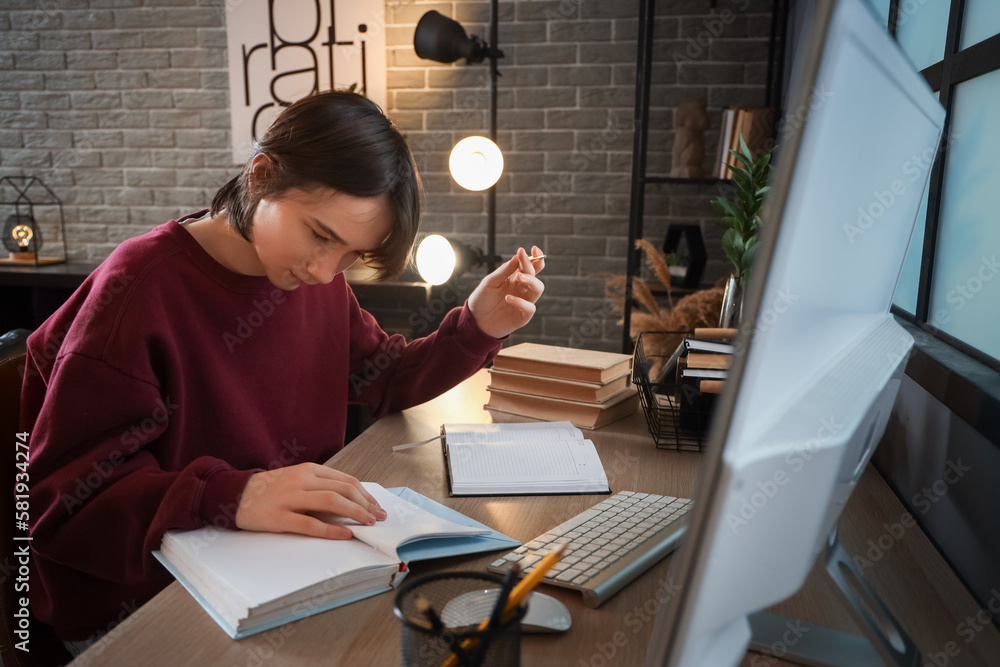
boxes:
[153,484,519,639]
[485,385,639,431]
[442,421,610,496]
[491,343,632,383]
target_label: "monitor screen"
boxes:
[644,0,945,664]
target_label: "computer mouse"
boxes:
[521,591,572,633]
[439,590,572,634]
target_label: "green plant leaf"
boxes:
[738,133,752,159]
[756,185,771,197]
[722,227,744,272]
[713,197,742,221]
[741,236,759,280]
[727,147,752,170]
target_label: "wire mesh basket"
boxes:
[394,571,526,667]
[632,331,713,451]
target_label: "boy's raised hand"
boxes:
[235,463,387,539]
[468,246,545,339]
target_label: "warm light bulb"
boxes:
[415,235,457,285]
[449,136,503,191]
[12,224,33,248]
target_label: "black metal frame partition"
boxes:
[622,0,788,354]
[885,0,1000,373]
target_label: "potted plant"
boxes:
[711,134,775,327]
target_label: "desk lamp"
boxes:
[414,234,500,286]
[413,7,504,273]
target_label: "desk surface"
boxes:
[71,371,1000,666]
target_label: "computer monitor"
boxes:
[644,0,945,665]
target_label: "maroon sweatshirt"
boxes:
[21,214,502,640]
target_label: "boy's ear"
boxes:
[248,154,276,197]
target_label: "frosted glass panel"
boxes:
[892,184,928,314]
[928,70,1000,360]
[895,0,950,70]
[960,0,1000,50]
[867,0,891,28]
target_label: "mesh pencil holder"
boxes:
[632,331,710,451]
[394,572,527,667]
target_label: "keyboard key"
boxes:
[556,568,583,582]
[519,554,542,569]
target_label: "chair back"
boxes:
[0,330,72,666]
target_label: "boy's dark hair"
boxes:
[211,91,421,281]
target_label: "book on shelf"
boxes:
[485,385,639,431]
[153,483,519,639]
[487,367,630,403]
[715,108,737,178]
[441,421,610,496]
[715,107,777,178]
[491,342,632,384]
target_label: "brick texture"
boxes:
[0,0,773,352]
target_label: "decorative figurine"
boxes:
[670,97,708,178]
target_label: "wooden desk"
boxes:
[70,371,1000,666]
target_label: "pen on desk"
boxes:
[441,545,566,667]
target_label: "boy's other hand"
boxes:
[468,245,545,339]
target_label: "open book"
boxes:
[442,421,611,496]
[153,484,519,639]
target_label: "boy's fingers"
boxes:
[504,294,537,318]
[484,254,520,286]
[305,465,384,515]
[516,247,535,275]
[289,514,354,540]
[531,245,545,274]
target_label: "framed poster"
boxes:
[225,0,387,163]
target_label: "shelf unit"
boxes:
[622,0,789,354]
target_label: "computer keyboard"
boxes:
[488,490,692,608]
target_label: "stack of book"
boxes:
[657,329,736,432]
[485,343,638,430]
[714,106,777,178]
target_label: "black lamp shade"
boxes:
[414,11,485,64]
[3,213,41,255]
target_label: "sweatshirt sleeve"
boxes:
[24,350,256,586]
[345,290,504,418]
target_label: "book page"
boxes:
[443,421,583,443]
[447,439,608,490]
[322,483,490,562]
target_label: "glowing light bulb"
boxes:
[11,224,33,248]
[449,136,503,191]
[415,235,457,285]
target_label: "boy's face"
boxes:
[251,187,392,291]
